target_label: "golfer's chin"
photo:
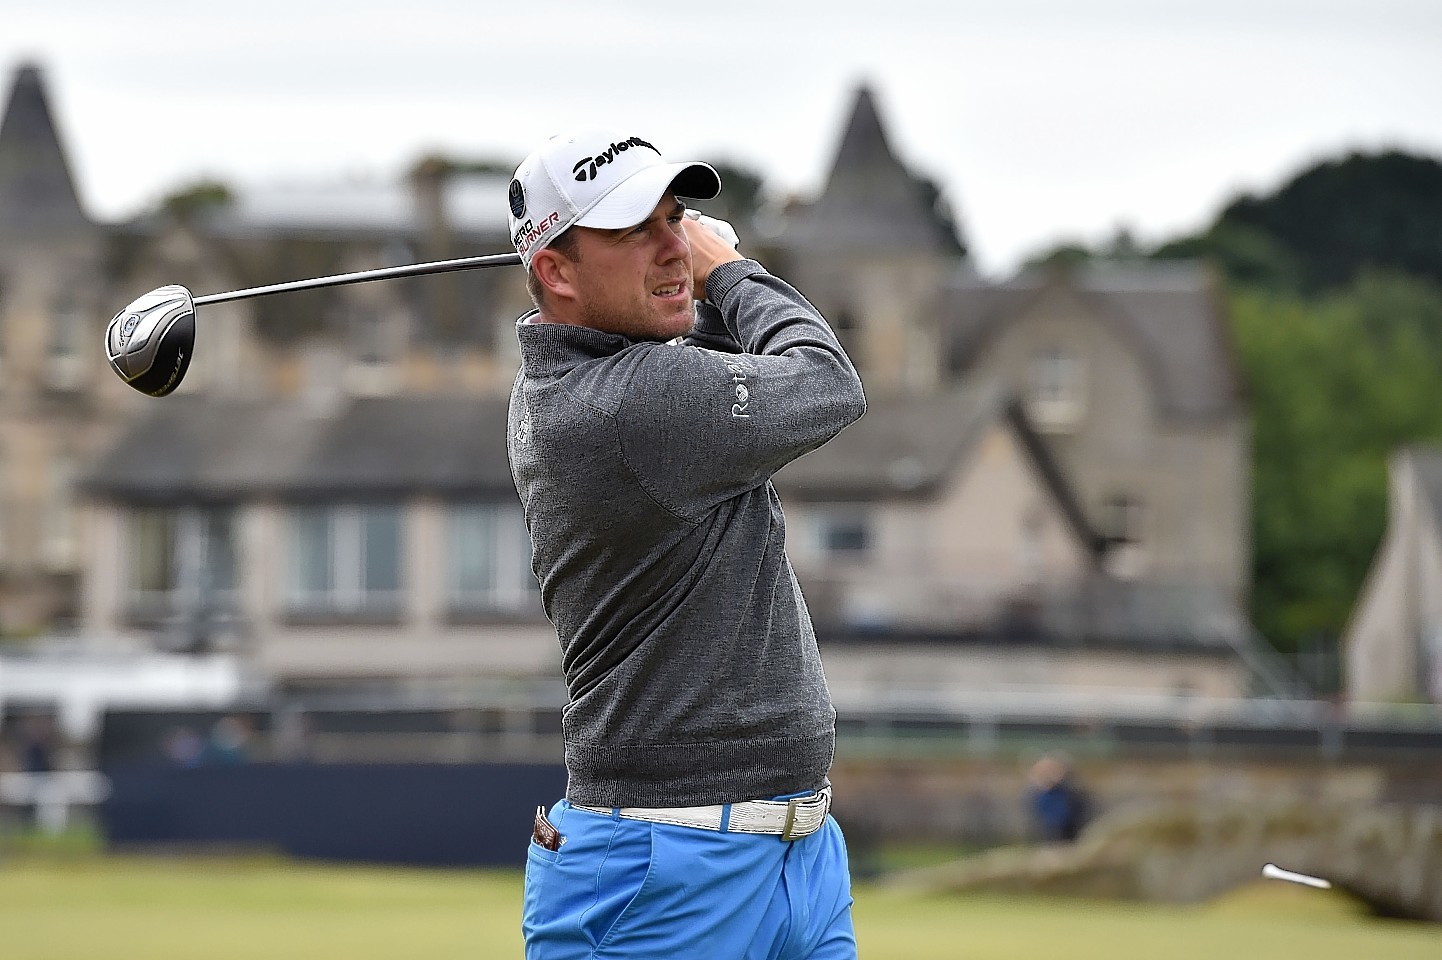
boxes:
[648,296,697,341]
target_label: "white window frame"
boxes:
[286,503,405,616]
[445,502,538,615]
[124,506,239,615]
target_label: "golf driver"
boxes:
[105,251,521,397]
[105,209,736,398]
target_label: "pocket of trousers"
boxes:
[587,821,655,953]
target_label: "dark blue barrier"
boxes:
[99,762,568,866]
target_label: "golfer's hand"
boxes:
[683,216,745,302]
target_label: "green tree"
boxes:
[407,154,517,179]
[1153,221,1307,293]
[914,173,967,257]
[159,179,234,222]
[1232,273,1442,655]
[1219,150,1442,291]
[1021,241,1095,271]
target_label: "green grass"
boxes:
[0,821,106,858]
[0,854,1435,959]
[853,885,1438,959]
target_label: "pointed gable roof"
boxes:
[940,261,1245,423]
[0,63,89,233]
[780,84,960,254]
[823,85,900,196]
[773,383,1109,564]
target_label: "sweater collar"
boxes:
[515,313,636,377]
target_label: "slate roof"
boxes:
[778,85,959,253]
[940,260,1244,422]
[775,383,995,499]
[0,63,88,233]
[774,383,1107,561]
[85,384,1102,561]
[80,395,516,503]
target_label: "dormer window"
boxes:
[1027,345,1086,431]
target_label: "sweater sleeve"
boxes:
[679,301,742,354]
[615,260,866,520]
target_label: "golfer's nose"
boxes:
[658,218,689,263]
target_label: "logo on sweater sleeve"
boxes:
[722,357,754,419]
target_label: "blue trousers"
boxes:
[523,799,856,959]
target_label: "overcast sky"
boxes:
[4,0,1440,276]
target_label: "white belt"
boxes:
[574,786,831,841]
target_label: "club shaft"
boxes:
[192,252,522,306]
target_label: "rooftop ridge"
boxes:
[783,83,961,253]
[0,62,88,232]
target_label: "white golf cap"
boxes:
[507,130,721,269]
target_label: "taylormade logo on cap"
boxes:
[507,129,722,269]
[571,136,660,181]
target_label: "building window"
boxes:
[1101,493,1144,544]
[813,506,873,559]
[1027,346,1086,431]
[1100,493,1147,579]
[0,445,8,566]
[286,504,404,617]
[129,510,176,601]
[126,507,238,617]
[41,451,78,569]
[45,286,87,390]
[446,502,538,615]
[1019,506,1045,585]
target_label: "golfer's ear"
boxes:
[531,248,577,303]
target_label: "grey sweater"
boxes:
[507,259,866,807]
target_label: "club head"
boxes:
[106,285,196,397]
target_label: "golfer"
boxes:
[506,129,866,959]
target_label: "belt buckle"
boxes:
[781,792,824,841]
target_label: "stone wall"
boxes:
[829,751,1439,848]
[885,799,1442,922]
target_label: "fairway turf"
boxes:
[1,856,1436,959]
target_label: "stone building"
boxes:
[1344,447,1442,703]
[773,86,1254,696]
[0,63,130,633]
[2,63,1260,699]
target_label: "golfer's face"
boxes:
[570,195,696,341]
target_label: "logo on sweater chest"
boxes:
[723,357,753,419]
